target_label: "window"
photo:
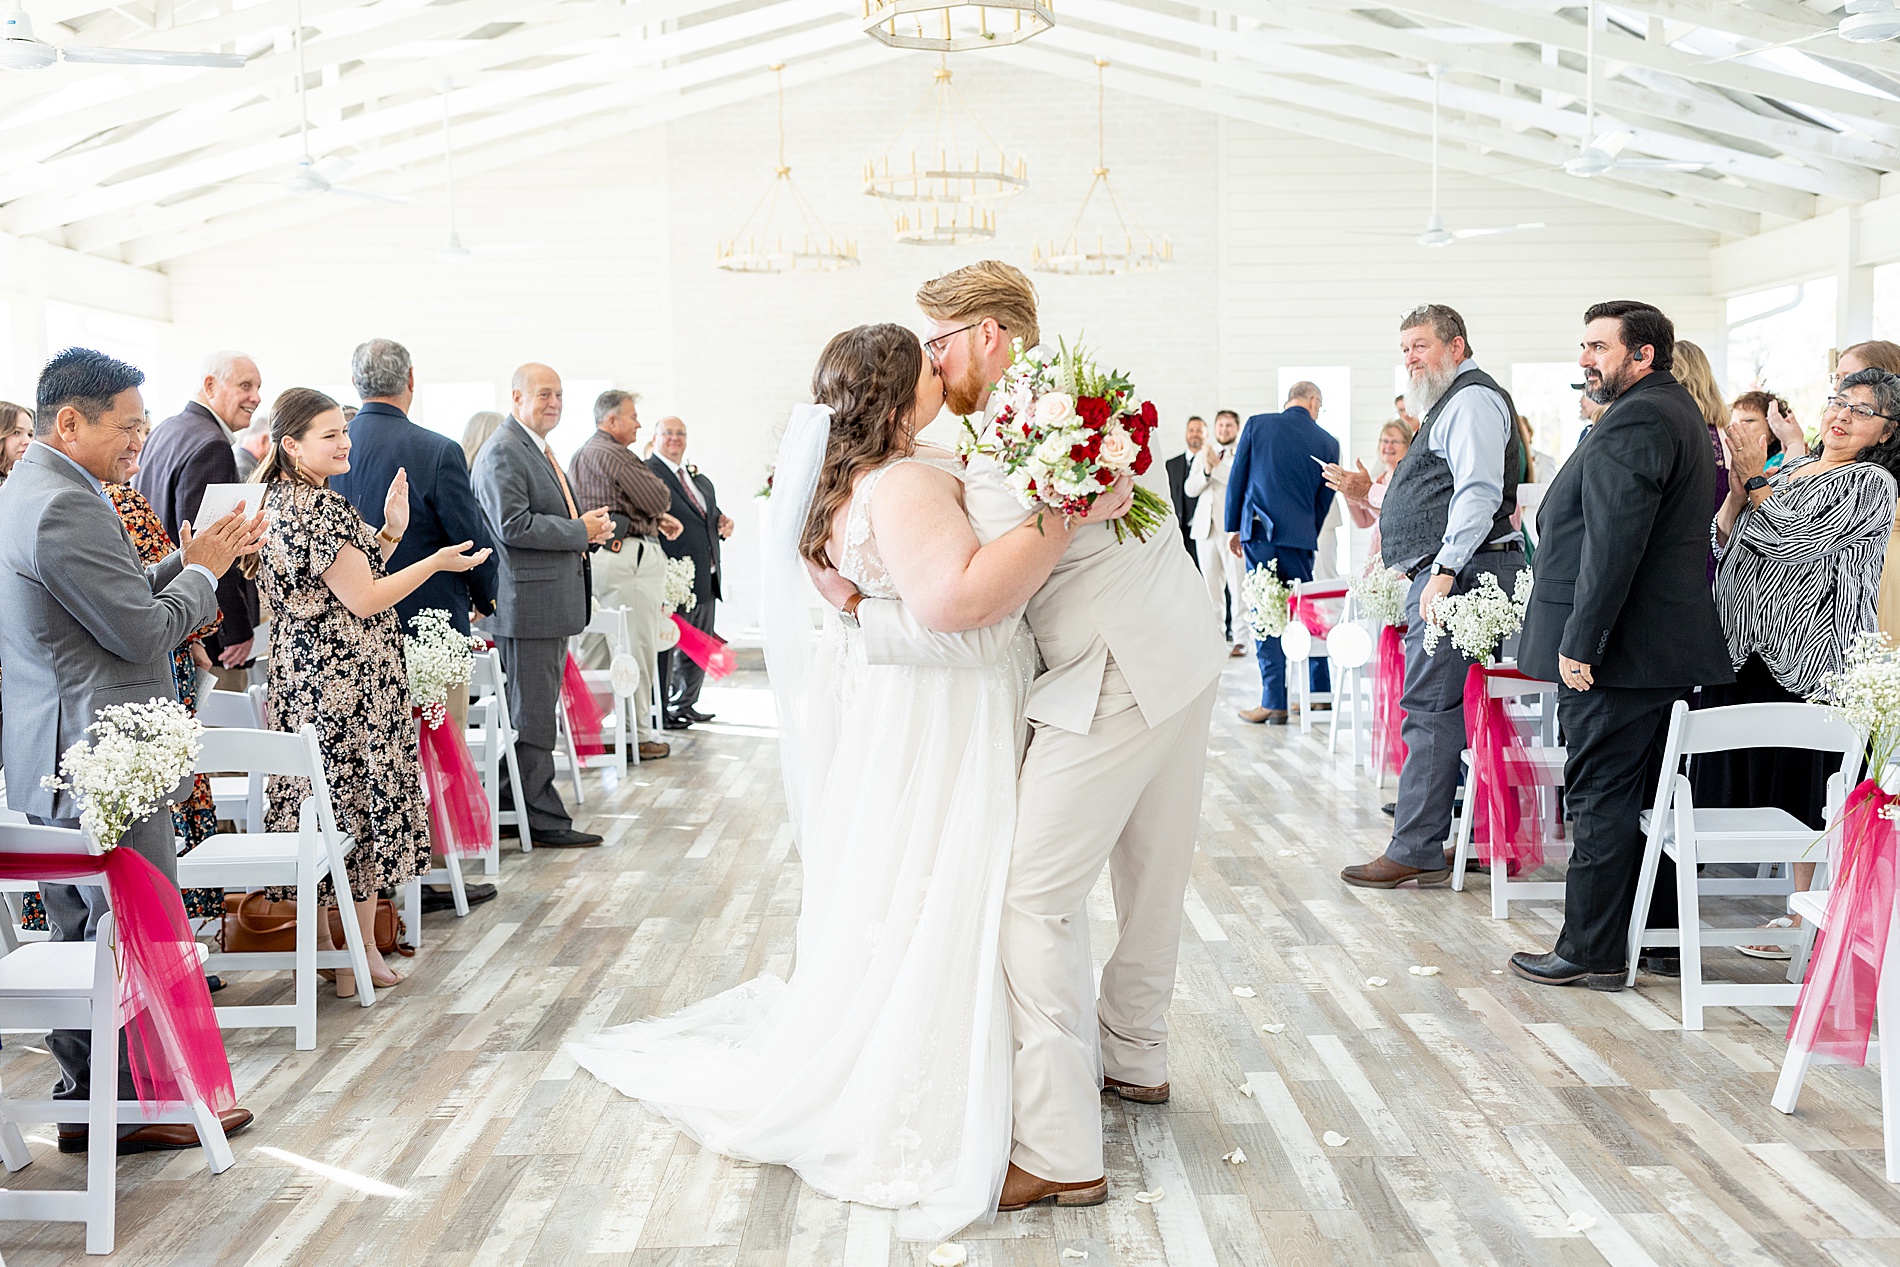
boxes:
[1511,363,1584,470]
[414,381,497,444]
[548,379,613,466]
[1725,277,1835,425]
[1873,262,1900,344]
[1276,365,1350,462]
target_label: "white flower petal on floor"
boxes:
[928,1244,967,1266]
[1322,1131,1350,1148]
[1365,976,1388,987]
[1260,1022,1287,1034]
[1222,1147,1247,1164]
[1134,1189,1164,1204]
[1231,985,1256,997]
[1409,965,1441,976]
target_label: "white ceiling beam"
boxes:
[119,42,892,265]
[1375,0,1900,130]
[1600,0,1900,79]
[12,13,866,237]
[1033,23,1768,229]
[0,0,843,204]
[62,19,878,253]
[1068,0,1849,203]
[1005,41,1746,235]
[0,228,169,320]
[1223,0,1900,171]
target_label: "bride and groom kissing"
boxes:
[568,261,1229,1239]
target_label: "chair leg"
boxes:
[295,873,318,1050]
[189,1099,235,1174]
[87,973,118,1254]
[446,852,469,917]
[1677,853,1705,1031]
[1624,796,1674,989]
[402,880,423,953]
[328,870,377,1010]
[1881,979,1899,1182]
[504,742,532,852]
[1451,772,1474,895]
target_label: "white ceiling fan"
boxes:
[0,5,245,70]
[1348,67,1543,248]
[433,81,540,263]
[1700,0,1900,64]
[1565,0,1704,178]
[267,0,406,203]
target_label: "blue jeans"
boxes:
[1241,541,1330,711]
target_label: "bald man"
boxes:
[471,362,614,848]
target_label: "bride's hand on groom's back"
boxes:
[805,558,860,611]
[1077,476,1135,527]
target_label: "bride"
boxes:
[567,323,1129,1239]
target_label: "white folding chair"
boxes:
[466,650,531,874]
[1771,882,1900,1183]
[1324,619,1375,768]
[1448,671,1569,919]
[1284,579,1345,731]
[0,810,44,955]
[1626,700,1864,1029]
[244,621,271,691]
[198,685,268,833]
[177,725,378,1049]
[0,823,235,1253]
[573,605,641,772]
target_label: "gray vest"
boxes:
[1378,365,1522,571]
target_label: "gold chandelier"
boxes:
[1031,59,1173,276]
[862,0,1054,52]
[716,65,859,274]
[865,59,1025,246]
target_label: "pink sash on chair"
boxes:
[414,711,493,857]
[561,653,609,759]
[0,848,235,1118]
[1786,778,1898,1066]
[1462,664,1547,876]
[671,615,737,681]
[1375,624,1408,777]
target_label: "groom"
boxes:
[813,261,1227,1208]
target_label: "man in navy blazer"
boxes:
[327,339,498,637]
[1224,383,1338,724]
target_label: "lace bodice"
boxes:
[836,454,966,600]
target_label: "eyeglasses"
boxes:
[1824,395,1898,422]
[922,321,1005,367]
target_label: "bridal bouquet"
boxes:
[1351,564,1409,629]
[406,608,481,729]
[1422,570,1534,665]
[1243,559,1292,639]
[979,339,1169,542]
[41,698,203,848]
[664,557,698,613]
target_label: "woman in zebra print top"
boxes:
[1694,367,1900,955]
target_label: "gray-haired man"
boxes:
[1332,304,1527,889]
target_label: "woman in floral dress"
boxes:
[247,387,491,996]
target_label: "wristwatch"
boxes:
[1744,475,1770,493]
[1431,563,1458,579]
[376,526,402,547]
[839,592,864,629]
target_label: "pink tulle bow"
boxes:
[415,710,493,857]
[671,615,736,680]
[1375,624,1408,778]
[1787,778,1898,1066]
[561,652,608,759]
[0,848,235,1118]
[1286,593,1338,638]
[1462,664,1547,876]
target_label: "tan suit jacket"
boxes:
[859,450,1226,734]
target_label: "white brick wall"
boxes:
[157,56,1721,637]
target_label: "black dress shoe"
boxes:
[685,708,716,723]
[662,713,694,731]
[205,974,225,993]
[1381,803,1397,817]
[1639,953,1682,978]
[421,883,498,913]
[1508,951,1627,992]
[533,828,603,848]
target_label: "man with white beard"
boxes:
[1329,304,1527,888]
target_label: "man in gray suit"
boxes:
[471,362,613,848]
[0,347,262,1152]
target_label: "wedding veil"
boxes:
[759,403,833,842]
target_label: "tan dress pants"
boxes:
[1003,660,1218,1182]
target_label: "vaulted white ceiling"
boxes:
[8,0,1900,269]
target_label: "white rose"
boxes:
[1054,471,1095,498]
[1097,426,1138,470]
[1034,392,1076,428]
[1033,433,1075,467]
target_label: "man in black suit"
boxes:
[1164,415,1205,563]
[328,338,501,907]
[1511,301,1733,991]
[134,350,263,688]
[648,415,727,728]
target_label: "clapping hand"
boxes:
[431,542,493,574]
[1323,459,1374,503]
[581,506,614,544]
[1724,420,1769,489]
[179,502,268,577]
[1767,401,1808,459]
[382,468,411,539]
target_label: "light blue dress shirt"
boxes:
[1425,359,1522,572]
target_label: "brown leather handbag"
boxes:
[218,892,413,957]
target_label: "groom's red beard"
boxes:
[944,349,989,418]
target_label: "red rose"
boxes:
[1070,442,1091,462]
[1094,468,1115,487]
[1133,447,1153,476]
[1140,400,1157,428]
[1076,396,1111,428]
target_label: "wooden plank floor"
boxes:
[4,659,1898,1265]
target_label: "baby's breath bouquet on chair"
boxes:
[405,608,481,729]
[1242,560,1292,640]
[1350,564,1409,629]
[1421,570,1533,666]
[40,698,203,849]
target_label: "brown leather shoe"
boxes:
[1229,644,1247,658]
[1309,702,1331,712]
[59,1107,254,1154]
[637,741,670,760]
[1102,1075,1170,1104]
[1340,856,1451,889]
[997,1161,1108,1212]
[1444,849,1491,873]
[1238,707,1289,725]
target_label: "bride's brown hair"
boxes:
[800,324,923,568]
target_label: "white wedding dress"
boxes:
[567,453,1034,1240]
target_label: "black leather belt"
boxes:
[1405,540,1523,579]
